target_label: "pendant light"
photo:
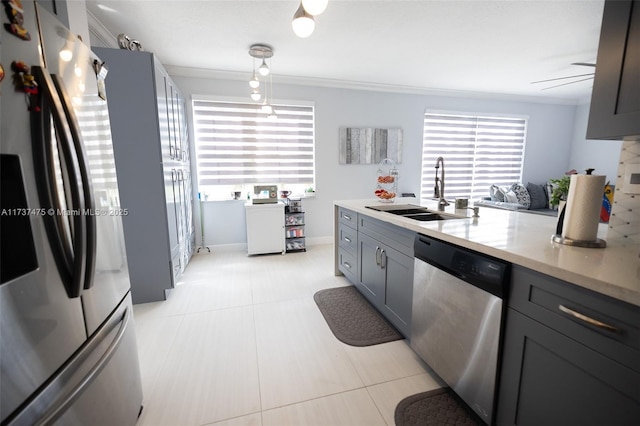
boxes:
[258,59,270,76]
[249,71,260,88]
[292,3,315,38]
[249,58,260,89]
[302,0,328,16]
[266,73,277,120]
[248,44,274,103]
[261,70,273,113]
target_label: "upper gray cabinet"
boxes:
[587,0,640,139]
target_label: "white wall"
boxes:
[173,75,583,247]
[568,103,623,182]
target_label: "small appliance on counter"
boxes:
[252,185,278,204]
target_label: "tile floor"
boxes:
[133,244,443,426]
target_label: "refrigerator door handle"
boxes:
[30,67,87,298]
[51,74,97,291]
[6,307,132,426]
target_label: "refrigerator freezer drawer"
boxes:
[5,294,143,426]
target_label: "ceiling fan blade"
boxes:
[571,62,596,67]
[541,76,594,90]
[531,73,595,84]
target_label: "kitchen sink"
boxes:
[365,204,465,221]
[401,213,459,221]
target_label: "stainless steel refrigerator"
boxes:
[0,1,143,424]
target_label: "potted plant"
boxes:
[549,169,577,209]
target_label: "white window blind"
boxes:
[420,113,527,201]
[192,100,315,186]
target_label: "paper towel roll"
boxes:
[561,174,606,241]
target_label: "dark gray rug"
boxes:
[313,286,402,346]
[395,388,483,426]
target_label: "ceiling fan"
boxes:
[531,62,595,90]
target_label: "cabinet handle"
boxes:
[375,246,381,266]
[380,249,386,269]
[343,236,351,243]
[343,214,351,220]
[558,305,619,333]
[343,262,351,269]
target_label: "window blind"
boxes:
[420,113,527,201]
[192,100,315,186]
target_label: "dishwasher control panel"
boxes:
[414,234,509,298]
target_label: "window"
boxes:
[420,112,527,201]
[192,98,315,199]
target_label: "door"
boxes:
[6,295,143,425]
[382,245,413,335]
[497,308,640,425]
[358,233,385,306]
[587,0,640,139]
[155,62,172,160]
[1,3,85,419]
[245,204,285,255]
[36,4,130,335]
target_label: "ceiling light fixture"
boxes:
[248,44,274,105]
[258,58,270,76]
[266,73,277,120]
[249,57,260,89]
[292,3,315,38]
[302,0,328,16]
[249,71,260,89]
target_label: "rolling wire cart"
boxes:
[196,193,210,253]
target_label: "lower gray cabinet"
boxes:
[497,308,640,425]
[497,265,640,425]
[358,233,386,306]
[358,232,413,337]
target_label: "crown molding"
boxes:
[163,65,584,106]
[86,9,118,48]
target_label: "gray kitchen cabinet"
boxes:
[357,215,414,337]
[587,0,640,139]
[358,232,386,306]
[93,47,194,303]
[497,265,640,425]
[337,218,358,283]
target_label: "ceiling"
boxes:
[85,0,605,103]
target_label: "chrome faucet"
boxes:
[434,156,449,211]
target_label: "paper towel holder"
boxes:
[551,234,606,248]
[551,168,606,248]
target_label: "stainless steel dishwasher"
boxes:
[411,234,509,425]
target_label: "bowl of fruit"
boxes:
[377,175,395,184]
[374,187,396,202]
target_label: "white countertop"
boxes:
[335,198,640,307]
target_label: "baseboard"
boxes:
[193,236,333,255]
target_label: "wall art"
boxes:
[339,127,402,164]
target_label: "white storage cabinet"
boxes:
[245,203,285,255]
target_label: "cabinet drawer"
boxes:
[285,227,304,238]
[285,213,305,226]
[358,214,414,256]
[338,207,358,229]
[509,265,640,371]
[338,223,357,254]
[338,247,357,283]
[286,238,305,251]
